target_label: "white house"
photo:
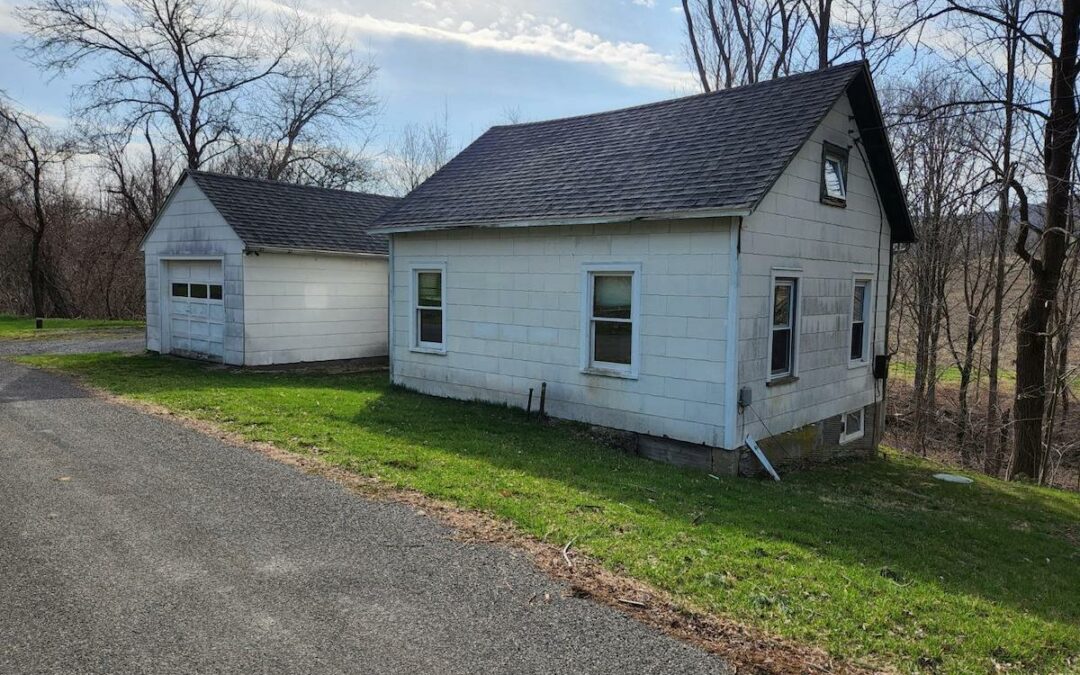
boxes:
[372,62,915,474]
[141,171,397,366]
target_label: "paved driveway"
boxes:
[0,360,727,674]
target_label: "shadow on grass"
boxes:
[30,352,1080,656]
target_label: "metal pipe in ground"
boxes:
[538,382,547,421]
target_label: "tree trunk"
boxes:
[1010,1,1079,479]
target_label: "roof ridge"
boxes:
[188,169,398,201]
[489,60,867,131]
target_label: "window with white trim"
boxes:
[850,279,871,363]
[582,265,640,377]
[840,408,864,443]
[770,277,797,379]
[821,142,848,205]
[413,268,445,350]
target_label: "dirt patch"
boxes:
[80,386,884,675]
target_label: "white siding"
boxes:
[391,219,734,447]
[142,178,245,365]
[737,93,891,439]
[242,253,388,366]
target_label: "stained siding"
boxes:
[242,253,388,366]
[390,219,733,446]
[142,178,245,365]
[736,93,891,440]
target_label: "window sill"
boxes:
[839,432,865,445]
[848,360,870,370]
[409,346,447,355]
[820,196,847,208]
[766,375,799,387]
[582,366,637,380]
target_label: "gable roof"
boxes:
[374,61,915,243]
[183,171,398,255]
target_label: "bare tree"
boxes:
[18,0,296,170]
[225,25,380,187]
[0,98,74,320]
[383,112,454,196]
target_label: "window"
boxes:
[840,408,865,443]
[770,278,797,379]
[171,283,188,298]
[412,267,445,350]
[850,279,871,363]
[821,142,848,205]
[209,284,223,300]
[581,264,640,377]
[189,284,208,299]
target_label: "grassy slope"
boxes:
[21,353,1080,673]
[0,315,143,339]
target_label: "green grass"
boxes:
[0,314,143,339]
[890,360,1018,386]
[20,352,1080,673]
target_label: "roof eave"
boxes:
[376,206,753,234]
[244,245,388,259]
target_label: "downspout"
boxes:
[854,136,889,443]
[387,236,395,381]
[722,217,743,449]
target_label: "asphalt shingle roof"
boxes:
[187,171,397,255]
[375,62,914,242]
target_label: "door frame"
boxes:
[158,255,226,357]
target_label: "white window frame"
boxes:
[849,275,873,367]
[840,408,865,444]
[821,141,849,205]
[766,268,802,383]
[409,262,447,354]
[580,262,642,379]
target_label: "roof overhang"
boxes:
[375,206,753,235]
[243,245,388,259]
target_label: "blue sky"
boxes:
[0,0,698,152]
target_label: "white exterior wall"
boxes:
[390,220,734,447]
[243,253,388,366]
[142,179,246,365]
[736,93,891,440]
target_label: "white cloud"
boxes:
[258,2,693,91]
[632,0,657,7]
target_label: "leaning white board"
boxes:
[745,435,781,482]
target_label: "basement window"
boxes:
[840,408,865,444]
[821,142,848,205]
[411,265,446,352]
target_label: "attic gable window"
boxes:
[821,142,849,206]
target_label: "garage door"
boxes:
[166,260,225,361]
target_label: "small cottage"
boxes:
[373,62,915,474]
[141,171,397,366]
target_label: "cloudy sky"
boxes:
[0,0,698,152]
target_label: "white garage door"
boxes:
[166,260,225,361]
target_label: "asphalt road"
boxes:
[0,360,727,674]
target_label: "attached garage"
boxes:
[141,170,398,366]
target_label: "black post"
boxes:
[35,317,43,330]
[526,388,534,415]
[538,382,547,421]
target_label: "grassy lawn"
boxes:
[20,352,1080,673]
[889,360,1018,386]
[0,314,143,339]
